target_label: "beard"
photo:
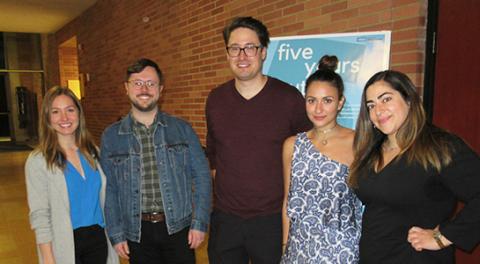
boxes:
[130,95,158,112]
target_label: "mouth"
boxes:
[378,116,391,125]
[58,123,72,128]
[312,115,326,121]
[137,94,152,100]
[236,61,250,68]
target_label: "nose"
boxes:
[314,101,323,113]
[60,111,68,121]
[375,104,386,116]
[238,49,248,59]
[139,84,149,92]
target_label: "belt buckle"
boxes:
[151,212,160,223]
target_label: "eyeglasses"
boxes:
[226,45,263,57]
[127,80,159,89]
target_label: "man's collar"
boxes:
[118,109,166,135]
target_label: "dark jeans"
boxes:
[208,210,282,264]
[127,221,195,264]
[73,224,108,264]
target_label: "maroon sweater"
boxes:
[206,77,311,218]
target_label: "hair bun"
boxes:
[318,55,339,71]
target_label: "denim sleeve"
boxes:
[205,94,216,169]
[184,123,212,232]
[100,130,126,246]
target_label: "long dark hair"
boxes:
[349,70,452,187]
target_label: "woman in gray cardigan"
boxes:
[25,86,118,264]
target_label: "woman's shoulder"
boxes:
[427,125,466,148]
[26,150,45,165]
[284,134,298,148]
[337,126,355,141]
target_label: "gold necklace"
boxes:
[315,124,337,145]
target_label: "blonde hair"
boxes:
[35,86,98,171]
[349,71,452,187]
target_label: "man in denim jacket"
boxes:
[100,58,211,263]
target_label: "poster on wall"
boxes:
[263,31,391,129]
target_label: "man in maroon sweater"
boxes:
[206,16,311,264]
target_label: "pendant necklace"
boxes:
[315,124,337,145]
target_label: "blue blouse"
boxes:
[64,152,105,229]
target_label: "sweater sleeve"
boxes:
[439,137,480,251]
[288,87,312,134]
[25,153,54,244]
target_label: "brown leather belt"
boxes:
[141,212,165,223]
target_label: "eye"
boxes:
[322,97,333,104]
[67,107,77,113]
[51,109,59,114]
[306,98,316,104]
[229,47,240,52]
[366,104,375,110]
[382,96,392,103]
[133,80,144,87]
[145,81,158,88]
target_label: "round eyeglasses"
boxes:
[226,45,263,57]
[127,80,159,89]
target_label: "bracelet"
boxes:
[432,230,446,249]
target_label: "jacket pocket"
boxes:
[108,153,130,181]
[166,143,188,171]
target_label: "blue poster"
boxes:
[263,31,391,129]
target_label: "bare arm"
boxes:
[282,136,296,252]
[38,243,56,264]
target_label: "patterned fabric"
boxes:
[132,117,163,213]
[281,132,362,264]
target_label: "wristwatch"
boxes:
[433,230,446,249]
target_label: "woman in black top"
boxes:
[349,70,480,263]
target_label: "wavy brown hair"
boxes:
[349,70,452,187]
[35,86,98,171]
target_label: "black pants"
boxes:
[73,224,108,264]
[208,210,282,264]
[127,221,195,264]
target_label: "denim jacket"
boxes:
[100,111,212,245]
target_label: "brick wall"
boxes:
[49,0,427,143]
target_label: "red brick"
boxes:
[322,1,348,14]
[49,0,428,140]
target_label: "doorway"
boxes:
[58,36,82,99]
[0,73,12,141]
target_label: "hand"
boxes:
[188,229,206,249]
[407,226,451,251]
[114,241,130,259]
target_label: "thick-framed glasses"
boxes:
[226,45,262,57]
[127,80,159,89]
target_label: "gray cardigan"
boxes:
[25,151,118,264]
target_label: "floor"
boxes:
[0,150,209,263]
